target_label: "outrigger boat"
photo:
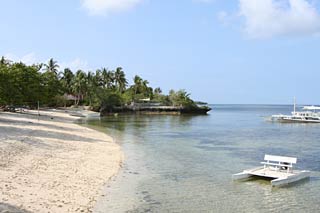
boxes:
[271,98,320,123]
[233,154,310,187]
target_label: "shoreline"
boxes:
[0,109,123,213]
[100,105,211,116]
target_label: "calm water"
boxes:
[83,105,320,212]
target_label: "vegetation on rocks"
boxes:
[0,57,210,114]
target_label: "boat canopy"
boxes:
[302,106,320,110]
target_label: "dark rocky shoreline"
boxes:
[100,105,211,116]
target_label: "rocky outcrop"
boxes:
[100,105,211,116]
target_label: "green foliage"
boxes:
[130,75,153,101]
[154,87,162,94]
[71,70,87,106]
[60,68,74,94]
[153,93,170,106]
[41,70,62,106]
[122,89,134,104]
[44,58,59,75]
[0,56,201,111]
[168,89,196,108]
[100,91,124,113]
[53,95,68,107]
[0,62,43,106]
[114,67,128,93]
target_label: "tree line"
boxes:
[0,57,198,111]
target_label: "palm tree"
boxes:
[33,63,44,72]
[86,71,98,106]
[131,75,152,101]
[101,68,114,89]
[44,58,59,75]
[0,56,5,65]
[169,89,193,107]
[0,56,11,66]
[142,80,149,90]
[114,67,127,93]
[154,87,162,94]
[133,75,143,97]
[141,79,152,97]
[72,70,87,106]
[60,68,74,94]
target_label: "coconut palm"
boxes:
[72,70,87,106]
[60,68,74,94]
[142,79,149,91]
[131,75,153,100]
[154,87,162,94]
[44,58,59,75]
[169,89,194,107]
[133,75,142,97]
[114,67,127,93]
[0,56,5,65]
[101,68,114,89]
[86,71,98,106]
[0,56,11,66]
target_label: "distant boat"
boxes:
[271,98,320,123]
[233,154,310,187]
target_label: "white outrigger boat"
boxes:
[233,154,310,187]
[271,98,320,123]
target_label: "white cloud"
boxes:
[4,52,37,65]
[238,0,320,39]
[60,58,90,72]
[81,0,143,16]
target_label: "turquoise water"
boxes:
[85,105,320,212]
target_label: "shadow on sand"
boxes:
[0,203,31,213]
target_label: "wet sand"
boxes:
[0,109,123,213]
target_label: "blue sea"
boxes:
[81,105,320,212]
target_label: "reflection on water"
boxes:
[84,105,320,212]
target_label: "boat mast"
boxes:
[293,97,296,114]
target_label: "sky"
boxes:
[1,0,320,104]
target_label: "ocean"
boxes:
[81,105,320,212]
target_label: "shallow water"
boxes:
[84,105,320,212]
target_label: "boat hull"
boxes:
[271,170,310,187]
[232,172,253,180]
[233,167,310,187]
[278,118,320,123]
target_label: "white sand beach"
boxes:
[0,109,123,213]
